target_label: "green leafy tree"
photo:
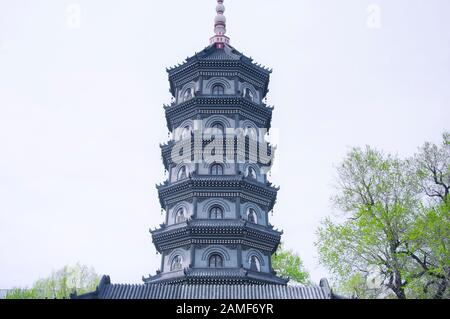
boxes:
[316,133,449,299]
[405,132,450,298]
[6,264,100,299]
[316,146,417,299]
[272,244,310,284]
[4,288,41,299]
[404,202,449,298]
[337,273,383,299]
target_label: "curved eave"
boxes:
[168,61,271,97]
[156,177,279,211]
[160,139,275,171]
[166,44,272,97]
[150,220,282,254]
[151,219,283,236]
[167,44,272,75]
[72,276,337,299]
[164,97,274,132]
[144,268,288,286]
[167,59,272,79]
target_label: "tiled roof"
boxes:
[152,219,282,240]
[100,284,329,299]
[73,276,333,299]
[167,44,271,74]
[143,267,288,286]
[201,45,242,61]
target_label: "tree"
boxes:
[272,243,310,284]
[405,201,449,298]
[4,288,41,299]
[405,132,450,298]
[337,273,384,299]
[413,132,450,203]
[316,133,449,299]
[6,264,100,299]
[316,146,417,299]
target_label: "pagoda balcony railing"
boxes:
[184,268,289,285]
[184,267,247,277]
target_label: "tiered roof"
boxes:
[73,276,337,299]
[167,44,272,98]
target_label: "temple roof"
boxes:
[167,44,272,74]
[143,267,288,286]
[73,276,337,299]
[196,44,242,61]
[151,219,282,254]
[163,96,274,133]
[157,176,279,211]
[167,44,272,97]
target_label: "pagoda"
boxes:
[73,0,338,299]
[144,0,285,286]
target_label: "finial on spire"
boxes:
[210,0,230,49]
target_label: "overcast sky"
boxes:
[0,0,449,288]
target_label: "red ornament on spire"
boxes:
[210,0,230,48]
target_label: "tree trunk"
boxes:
[387,272,407,299]
[393,286,406,299]
[389,243,407,299]
[434,278,448,299]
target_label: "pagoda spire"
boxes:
[210,0,230,48]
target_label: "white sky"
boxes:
[0,0,449,288]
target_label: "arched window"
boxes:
[177,166,187,181]
[180,126,191,140]
[183,88,193,102]
[211,122,224,134]
[244,88,254,102]
[171,255,183,271]
[212,84,225,96]
[247,167,257,179]
[248,208,257,224]
[245,126,258,140]
[209,206,224,219]
[210,164,224,176]
[209,254,224,268]
[175,208,186,224]
[249,255,261,272]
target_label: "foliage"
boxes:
[405,201,450,298]
[5,263,100,299]
[337,273,386,299]
[272,243,310,284]
[4,288,40,299]
[316,132,449,299]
